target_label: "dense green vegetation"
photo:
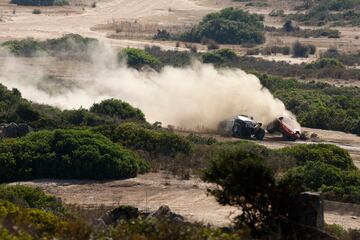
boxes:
[90,98,145,121]
[144,46,193,68]
[95,122,192,157]
[0,185,65,215]
[267,25,340,38]
[0,129,149,182]
[260,75,360,135]
[120,48,162,70]
[289,0,360,26]
[2,34,97,59]
[321,48,360,66]
[202,141,360,236]
[179,7,265,44]
[0,83,147,129]
[280,144,360,203]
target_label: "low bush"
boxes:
[202,48,238,65]
[178,8,265,45]
[0,201,65,239]
[90,98,145,121]
[153,29,171,40]
[0,83,144,129]
[321,48,360,66]
[2,34,98,59]
[279,144,355,170]
[95,122,192,157]
[0,129,149,182]
[2,38,44,57]
[120,48,162,70]
[280,144,360,203]
[0,185,65,215]
[144,46,192,68]
[32,9,41,14]
[292,41,316,57]
[305,58,345,70]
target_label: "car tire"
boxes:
[232,124,242,137]
[255,128,265,140]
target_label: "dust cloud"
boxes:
[0,45,300,130]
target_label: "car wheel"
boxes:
[255,128,265,140]
[232,124,242,137]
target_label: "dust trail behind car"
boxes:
[0,45,300,130]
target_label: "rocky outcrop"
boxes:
[147,205,185,223]
[0,123,32,138]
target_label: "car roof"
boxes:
[236,115,255,122]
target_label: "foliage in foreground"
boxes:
[202,141,301,236]
[202,141,360,236]
[0,129,149,183]
[0,186,244,240]
[0,185,65,216]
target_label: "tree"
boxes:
[202,143,303,235]
[90,98,145,121]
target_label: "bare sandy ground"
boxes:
[11,171,360,229]
[0,0,217,45]
[11,172,239,226]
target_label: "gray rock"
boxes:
[148,205,185,223]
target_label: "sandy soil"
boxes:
[0,0,217,45]
[11,171,360,229]
[11,172,239,226]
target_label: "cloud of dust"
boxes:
[0,44,300,130]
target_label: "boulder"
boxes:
[101,205,139,224]
[17,123,32,137]
[283,20,300,32]
[3,122,18,138]
[148,205,185,223]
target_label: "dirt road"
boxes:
[0,0,217,48]
[12,171,360,229]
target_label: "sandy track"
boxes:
[0,0,216,46]
[12,172,360,229]
[11,172,238,226]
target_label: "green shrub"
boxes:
[179,7,265,44]
[120,48,162,70]
[53,0,69,5]
[305,58,345,69]
[185,133,217,145]
[95,122,191,157]
[32,9,41,14]
[292,41,315,57]
[43,34,98,59]
[279,144,355,170]
[0,200,64,239]
[0,129,149,182]
[281,144,360,203]
[202,48,238,65]
[2,38,44,57]
[90,98,145,121]
[0,83,144,129]
[202,141,303,235]
[153,29,171,40]
[202,52,225,64]
[0,185,65,215]
[144,46,192,68]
